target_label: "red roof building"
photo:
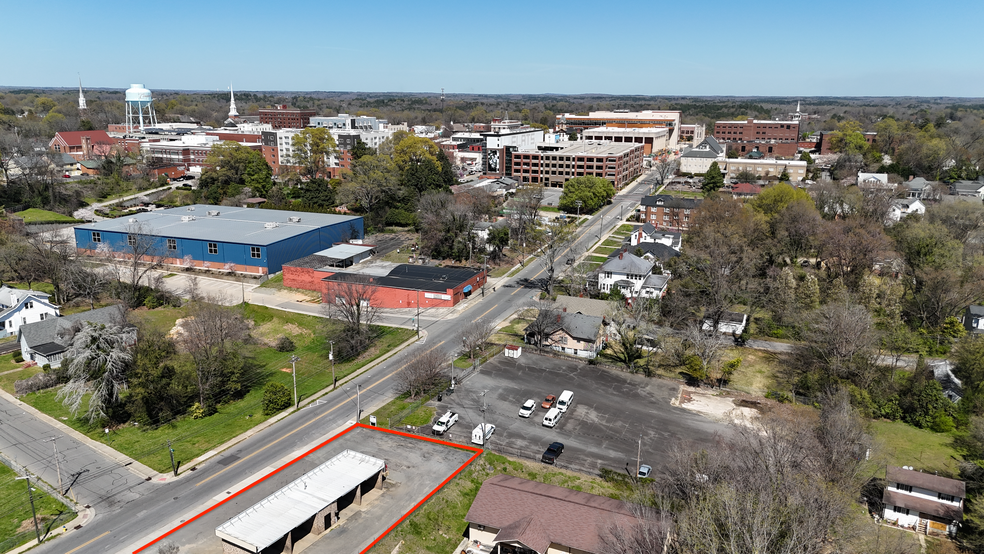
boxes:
[48,131,131,161]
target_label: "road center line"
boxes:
[65,531,110,553]
[477,304,498,319]
[195,340,447,487]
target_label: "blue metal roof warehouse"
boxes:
[74,205,364,275]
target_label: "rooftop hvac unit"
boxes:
[287,216,301,223]
[207,210,220,216]
[181,215,196,222]
[264,222,280,229]
[186,206,195,211]
[128,218,138,223]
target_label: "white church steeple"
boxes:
[78,75,87,112]
[228,83,238,118]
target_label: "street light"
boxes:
[290,355,300,410]
[574,199,582,218]
[15,476,40,543]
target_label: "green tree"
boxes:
[799,151,813,164]
[487,225,509,260]
[338,155,400,228]
[701,161,724,195]
[290,127,338,179]
[198,142,273,203]
[749,182,814,219]
[126,330,183,426]
[33,97,57,115]
[828,120,870,155]
[733,169,757,183]
[263,382,292,415]
[349,138,374,161]
[559,176,615,213]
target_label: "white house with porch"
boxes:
[597,252,654,298]
[882,465,964,536]
[0,287,59,339]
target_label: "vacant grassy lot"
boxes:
[725,348,792,396]
[20,305,415,473]
[0,463,75,552]
[593,246,617,256]
[0,355,44,396]
[617,224,634,233]
[14,209,81,224]
[368,452,628,554]
[601,238,622,248]
[360,392,436,429]
[869,420,961,477]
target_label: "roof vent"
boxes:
[181,215,196,222]
[186,206,195,211]
[128,218,138,223]
[287,216,301,223]
[207,210,220,216]
[264,222,280,229]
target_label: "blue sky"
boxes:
[3,0,983,97]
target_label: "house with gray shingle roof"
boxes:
[524,311,606,358]
[680,136,726,174]
[629,223,681,250]
[951,178,984,199]
[964,305,984,334]
[0,287,60,339]
[905,177,936,199]
[598,252,653,298]
[19,305,131,368]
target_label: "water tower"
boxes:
[125,84,157,131]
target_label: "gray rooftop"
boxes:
[600,252,653,275]
[19,306,125,354]
[313,243,374,259]
[554,295,610,319]
[216,450,384,551]
[76,205,362,246]
[527,311,604,343]
[642,273,670,290]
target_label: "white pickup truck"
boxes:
[432,410,459,435]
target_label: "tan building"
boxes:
[723,159,808,182]
[556,110,682,149]
[581,126,669,155]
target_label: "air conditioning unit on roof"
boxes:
[287,216,301,223]
[264,222,280,229]
[207,210,220,216]
[128,218,138,223]
[186,206,195,211]
[181,215,196,222]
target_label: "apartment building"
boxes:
[556,110,682,149]
[640,194,702,232]
[259,105,316,129]
[509,141,644,189]
[714,118,800,157]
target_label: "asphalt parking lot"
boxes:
[149,426,474,554]
[434,352,730,474]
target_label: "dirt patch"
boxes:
[251,320,312,347]
[677,386,760,427]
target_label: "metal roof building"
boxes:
[216,450,385,554]
[74,205,363,275]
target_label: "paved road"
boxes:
[18,173,656,553]
[73,182,186,222]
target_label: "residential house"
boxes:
[640,273,670,298]
[963,305,984,334]
[19,306,131,368]
[640,194,702,232]
[882,466,964,536]
[679,136,725,174]
[629,223,681,250]
[905,177,936,199]
[622,242,680,270]
[554,295,610,319]
[48,130,123,162]
[857,172,892,189]
[524,311,605,358]
[951,178,984,199]
[730,182,763,198]
[889,198,926,222]
[702,311,748,335]
[928,360,963,403]
[598,252,654,297]
[464,474,650,554]
[0,287,59,339]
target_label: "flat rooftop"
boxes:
[76,205,362,246]
[216,450,384,552]
[323,264,482,293]
[522,141,642,157]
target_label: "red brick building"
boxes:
[259,105,317,129]
[640,194,703,232]
[817,131,877,155]
[713,118,800,157]
[48,131,132,161]
[510,141,644,189]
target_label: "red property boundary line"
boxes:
[133,423,482,554]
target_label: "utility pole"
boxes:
[416,289,421,338]
[356,381,365,422]
[290,355,300,410]
[168,440,177,477]
[329,342,336,389]
[46,438,62,494]
[16,476,40,543]
[636,435,642,477]
[481,390,489,446]
[575,199,582,218]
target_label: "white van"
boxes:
[542,407,562,428]
[471,423,495,445]
[556,390,574,413]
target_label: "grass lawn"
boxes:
[540,206,561,213]
[491,318,530,346]
[13,209,81,224]
[360,392,436,429]
[0,357,44,395]
[869,420,961,477]
[593,246,617,256]
[587,255,608,264]
[725,348,790,396]
[20,305,415,474]
[601,238,623,248]
[584,262,602,271]
[617,224,635,233]
[0,464,75,552]
[4,282,56,296]
[668,190,704,198]
[368,452,630,554]
[488,265,513,278]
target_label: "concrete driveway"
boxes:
[151,270,261,306]
[434,352,730,475]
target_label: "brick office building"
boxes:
[556,110,682,149]
[510,141,644,189]
[640,194,703,232]
[259,105,317,129]
[713,118,800,157]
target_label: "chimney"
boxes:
[563,307,567,312]
[908,175,914,181]
[619,251,623,260]
[556,314,561,323]
[81,136,92,159]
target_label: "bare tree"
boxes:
[178,296,250,413]
[800,299,880,388]
[0,238,45,290]
[397,347,449,400]
[510,184,544,261]
[461,318,496,361]
[537,220,576,296]
[599,495,671,554]
[57,321,135,423]
[26,230,74,304]
[323,275,380,359]
[521,299,560,350]
[63,262,106,310]
[95,222,169,308]
[682,322,724,386]
[649,156,678,193]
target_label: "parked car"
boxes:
[541,442,564,464]
[432,410,459,435]
[638,464,652,478]
[62,174,71,178]
[518,399,536,418]
[541,394,556,409]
